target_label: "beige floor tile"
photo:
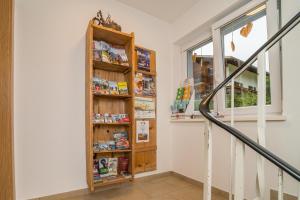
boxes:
[137,181,179,198]
[163,176,194,189]
[55,174,231,200]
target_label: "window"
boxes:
[212,0,281,115]
[221,5,271,108]
[185,0,282,116]
[187,40,214,111]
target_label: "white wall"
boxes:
[14,0,300,199]
[171,0,300,198]
[14,0,172,199]
[171,0,250,45]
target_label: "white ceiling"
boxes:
[116,0,201,23]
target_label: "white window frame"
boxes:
[187,38,214,114]
[211,0,282,116]
[183,32,214,115]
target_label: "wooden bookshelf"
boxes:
[133,46,157,174]
[86,21,135,192]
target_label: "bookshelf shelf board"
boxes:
[135,94,156,98]
[94,149,132,154]
[93,60,131,73]
[93,92,132,99]
[135,69,156,76]
[93,122,131,126]
[94,175,133,187]
[91,23,133,45]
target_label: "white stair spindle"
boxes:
[298,183,300,200]
[232,77,245,200]
[229,79,236,200]
[234,140,245,200]
[203,120,212,200]
[278,169,283,200]
[256,51,267,199]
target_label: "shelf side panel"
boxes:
[86,24,94,191]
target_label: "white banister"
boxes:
[203,120,212,200]
[229,79,236,200]
[278,169,283,200]
[256,51,267,199]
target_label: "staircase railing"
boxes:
[199,11,300,200]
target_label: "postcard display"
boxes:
[133,47,157,174]
[86,22,157,191]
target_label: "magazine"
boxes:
[99,79,110,95]
[93,159,101,181]
[93,77,101,91]
[134,97,155,119]
[113,46,129,66]
[93,40,129,66]
[136,48,150,72]
[98,158,109,177]
[114,131,129,150]
[108,81,119,95]
[108,158,118,176]
[134,73,143,95]
[118,82,128,95]
[142,75,155,96]
[136,120,149,143]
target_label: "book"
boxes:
[136,48,150,72]
[118,82,128,95]
[98,158,109,177]
[108,158,118,176]
[134,73,143,95]
[108,81,119,95]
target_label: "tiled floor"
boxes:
[45,173,228,200]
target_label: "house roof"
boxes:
[195,55,270,75]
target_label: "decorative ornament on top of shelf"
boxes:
[92,10,122,31]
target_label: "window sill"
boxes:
[170,114,286,123]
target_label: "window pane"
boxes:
[187,41,214,111]
[221,5,271,108]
